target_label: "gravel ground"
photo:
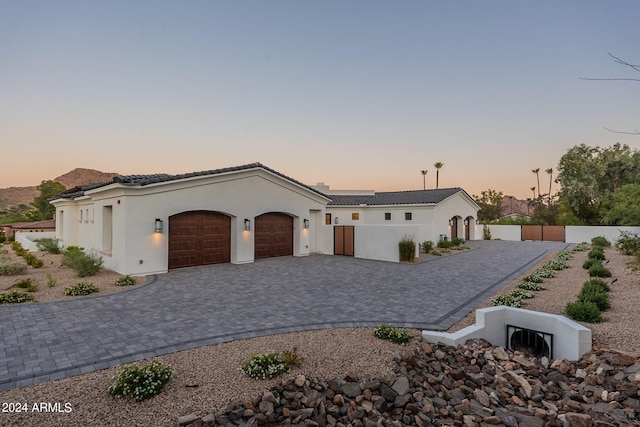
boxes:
[0,243,637,426]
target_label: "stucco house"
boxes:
[50,163,479,274]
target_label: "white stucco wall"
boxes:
[565,226,640,244]
[354,225,420,263]
[16,232,57,252]
[485,225,522,241]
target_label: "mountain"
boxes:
[500,195,532,216]
[0,168,119,211]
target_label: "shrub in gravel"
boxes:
[64,282,99,296]
[534,267,555,278]
[517,281,546,291]
[36,237,61,254]
[616,230,640,256]
[46,273,58,287]
[62,247,103,277]
[12,278,38,293]
[546,258,569,270]
[374,324,413,345]
[583,258,601,270]
[591,236,611,248]
[565,301,603,323]
[556,250,574,261]
[241,351,290,380]
[0,290,34,304]
[588,247,605,261]
[491,294,523,308]
[0,258,27,276]
[398,237,416,262]
[589,263,612,278]
[572,243,590,252]
[23,253,43,268]
[109,359,172,401]
[114,275,136,286]
[578,287,610,311]
[510,289,534,299]
[582,278,611,293]
[523,272,544,283]
[281,346,304,368]
[421,240,434,253]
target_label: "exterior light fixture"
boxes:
[303,219,309,229]
[463,219,469,226]
[244,218,251,231]
[154,218,164,233]
[448,219,453,226]
[334,217,339,225]
[475,219,480,225]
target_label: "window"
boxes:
[325,213,332,225]
[405,212,412,221]
[352,213,359,220]
[79,209,83,222]
[85,209,89,223]
[385,213,391,221]
[102,206,113,253]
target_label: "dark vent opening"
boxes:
[507,325,552,358]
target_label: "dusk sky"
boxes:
[2,1,639,199]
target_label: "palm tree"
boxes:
[509,196,514,214]
[532,168,540,198]
[546,168,553,204]
[530,186,536,199]
[434,162,444,189]
[420,170,428,190]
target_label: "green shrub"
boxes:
[437,239,453,249]
[0,259,27,276]
[583,258,601,270]
[491,294,523,308]
[12,278,37,293]
[517,281,546,291]
[588,248,605,260]
[615,231,640,256]
[0,290,34,304]
[589,263,612,278]
[564,301,603,323]
[578,288,610,311]
[281,346,304,368]
[451,237,465,246]
[11,242,26,256]
[483,226,491,240]
[534,267,555,278]
[115,275,137,286]
[523,273,544,283]
[398,237,416,262]
[546,258,569,270]
[556,250,574,261]
[64,282,99,296]
[374,324,414,345]
[62,248,103,277]
[572,243,590,252]
[241,351,290,380]
[510,289,534,299]
[591,236,611,248]
[109,360,172,401]
[421,240,434,253]
[46,273,58,287]
[582,278,610,293]
[36,238,61,254]
[23,253,44,268]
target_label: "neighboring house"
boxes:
[317,184,480,244]
[1,220,56,240]
[51,163,331,275]
[50,163,480,275]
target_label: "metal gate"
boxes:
[521,225,565,242]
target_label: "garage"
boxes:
[168,211,231,269]
[254,212,293,259]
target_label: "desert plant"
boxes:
[522,272,544,283]
[451,237,465,246]
[398,237,416,262]
[591,236,611,248]
[64,282,99,296]
[36,238,61,254]
[534,267,555,278]
[0,259,27,276]
[0,290,34,304]
[23,253,44,268]
[46,273,58,287]
[582,278,611,293]
[241,351,290,380]
[12,278,38,293]
[572,243,590,252]
[421,240,434,253]
[556,250,574,261]
[517,281,546,291]
[615,231,640,256]
[491,294,523,308]
[62,247,103,277]
[281,346,304,368]
[582,258,601,270]
[546,258,569,270]
[588,247,605,260]
[115,275,136,286]
[374,324,413,345]
[437,239,453,249]
[11,241,26,256]
[578,287,610,311]
[109,360,172,401]
[589,263,612,278]
[510,289,534,299]
[564,301,603,323]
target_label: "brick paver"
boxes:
[0,240,569,391]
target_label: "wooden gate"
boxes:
[521,225,565,242]
[334,226,354,256]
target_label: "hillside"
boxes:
[500,195,532,216]
[0,168,119,211]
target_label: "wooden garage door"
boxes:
[168,211,230,269]
[255,213,293,259]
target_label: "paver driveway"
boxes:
[0,240,570,391]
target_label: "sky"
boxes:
[1,1,640,199]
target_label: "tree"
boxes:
[545,168,553,204]
[531,168,540,198]
[530,187,536,199]
[602,183,640,225]
[434,162,444,189]
[31,180,66,220]
[420,170,428,190]
[473,189,504,222]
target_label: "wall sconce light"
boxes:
[154,218,164,233]
[463,219,469,226]
[448,219,454,226]
[303,219,309,229]
[244,218,251,231]
[475,219,480,225]
[334,217,339,225]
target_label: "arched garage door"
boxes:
[255,213,293,259]
[169,211,231,269]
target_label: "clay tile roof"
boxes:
[328,188,464,206]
